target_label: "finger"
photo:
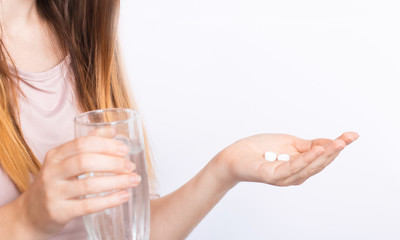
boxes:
[47,136,130,161]
[270,145,325,181]
[294,138,331,152]
[285,138,346,184]
[336,132,359,145]
[305,138,346,173]
[311,138,332,147]
[313,132,358,169]
[292,137,312,153]
[291,151,342,186]
[68,190,132,218]
[65,173,142,199]
[294,131,359,152]
[60,153,135,178]
[87,127,117,138]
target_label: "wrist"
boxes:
[207,150,239,193]
[0,195,43,240]
[17,191,51,240]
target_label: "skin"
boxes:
[0,1,360,239]
[0,0,62,72]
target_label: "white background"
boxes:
[119,1,400,239]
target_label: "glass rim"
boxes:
[74,108,140,127]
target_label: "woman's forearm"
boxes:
[0,196,47,240]
[149,153,235,240]
[0,198,25,240]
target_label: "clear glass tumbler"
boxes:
[74,108,150,240]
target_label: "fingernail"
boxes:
[129,175,142,183]
[126,162,135,171]
[119,192,131,201]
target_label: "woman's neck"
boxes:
[1,0,40,34]
[0,0,63,73]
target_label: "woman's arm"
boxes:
[149,132,359,240]
[150,156,232,240]
[0,197,45,240]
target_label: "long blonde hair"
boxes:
[0,0,155,192]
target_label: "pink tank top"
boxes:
[0,56,87,239]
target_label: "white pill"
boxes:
[264,152,277,161]
[277,154,290,161]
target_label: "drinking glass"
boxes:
[74,108,150,240]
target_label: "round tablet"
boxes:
[264,152,277,161]
[277,154,290,161]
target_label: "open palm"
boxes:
[217,132,359,186]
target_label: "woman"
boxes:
[0,0,358,239]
